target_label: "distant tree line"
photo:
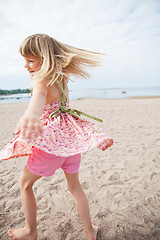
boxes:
[0,89,31,95]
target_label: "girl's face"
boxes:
[24,56,42,78]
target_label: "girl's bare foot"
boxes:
[8,227,37,240]
[84,225,99,240]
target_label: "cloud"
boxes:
[0,0,160,89]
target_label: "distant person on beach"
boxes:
[0,34,113,240]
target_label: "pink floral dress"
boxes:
[0,81,114,161]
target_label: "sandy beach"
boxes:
[0,97,160,240]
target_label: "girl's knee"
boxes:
[18,175,33,190]
[18,167,41,190]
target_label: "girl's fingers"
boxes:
[25,122,34,139]
[15,117,43,139]
[34,124,43,137]
[21,127,28,137]
[23,123,43,139]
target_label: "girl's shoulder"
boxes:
[32,80,48,97]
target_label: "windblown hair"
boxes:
[19,33,103,88]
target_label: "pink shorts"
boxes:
[26,146,81,177]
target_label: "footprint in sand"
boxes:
[56,220,73,239]
[5,199,21,211]
[150,172,160,181]
[10,188,20,198]
[49,184,59,191]
[101,170,107,174]
[109,173,120,181]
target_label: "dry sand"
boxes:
[0,97,160,240]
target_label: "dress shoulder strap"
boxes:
[56,79,68,106]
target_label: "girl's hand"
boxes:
[14,113,43,140]
[14,80,47,140]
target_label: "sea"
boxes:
[0,87,160,104]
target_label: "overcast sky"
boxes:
[0,0,160,90]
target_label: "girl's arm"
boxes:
[15,81,47,139]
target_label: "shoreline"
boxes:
[0,95,160,104]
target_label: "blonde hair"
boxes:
[19,33,104,88]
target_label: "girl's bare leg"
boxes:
[8,166,42,240]
[64,172,98,240]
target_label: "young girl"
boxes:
[0,34,113,240]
